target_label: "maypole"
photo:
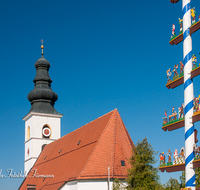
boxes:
[183,0,195,188]
[159,0,200,189]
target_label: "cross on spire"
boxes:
[41,39,44,56]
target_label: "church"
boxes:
[19,45,134,190]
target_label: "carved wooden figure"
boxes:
[180,61,184,74]
[163,110,168,124]
[193,144,200,156]
[167,149,172,163]
[191,7,196,24]
[169,107,177,121]
[171,24,176,38]
[179,18,183,32]
[167,68,172,83]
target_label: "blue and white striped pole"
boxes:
[183,0,195,188]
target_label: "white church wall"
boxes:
[24,112,62,174]
[24,159,36,176]
[24,138,55,174]
[62,181,78,190]
[24,138,54,161]
[61,180,115,190]
[24,113,61,140]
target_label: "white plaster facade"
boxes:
[61,180,127,190]
[23,111,62,174]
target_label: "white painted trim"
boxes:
[24,157,38,162]
[23,112,63,121]
[24,137,56,144]
[60,179,127,190]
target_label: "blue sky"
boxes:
[1,0,200,189]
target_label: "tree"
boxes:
[164,177,180,190]
[155,182,165,190]
[126,137,159,190]
[180,171,185,188]
[112,178,126,190]
[196,168,200,188]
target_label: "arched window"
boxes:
[27,126,30,140]
[42,125,52,139]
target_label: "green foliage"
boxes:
[195,168,200,188]
[170,34,177,41]
[155,182,165,190]
[192,65,198,70]
[173,74,179,81]
[127,137,159,190]
[194,154,200,160]
[160,163,166,167]
[180,171,185,188]
[164,177,180,190]
[179,72,183,78]
[192,65,200,71]
[112,178,126,190]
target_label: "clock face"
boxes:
[42,127,51,138]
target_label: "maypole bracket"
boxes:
[170,0,180,3]
[170,21,200,45]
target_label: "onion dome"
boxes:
[27,44,61,115]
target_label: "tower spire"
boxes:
[27,42,61,115]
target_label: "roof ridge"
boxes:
[117,113,134,148]
[81,109,117,128]
[111,110,117,177]
[112,111,134,175]
[77,110,116,179]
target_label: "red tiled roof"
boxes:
[19,109,134,190]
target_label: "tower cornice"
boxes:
[23,111,63,121]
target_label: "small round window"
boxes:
[42,125,51,138]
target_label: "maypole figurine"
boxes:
[192,54,197,68]
[159,152,166,166]
[169,107,177,121]
[179,18,183,33]
[163,110,168,124]
[180,61,184,74]
[173,64,179,79]
[171,23,176,38]
[193,144,200,159]
[173,149,179,164]
[167,68,172,83]
[191,7,196,24]
[180,147,185,159]
[193,96,200,112]
[178,107,182,119]
[166,149,173,166]
[178,103,184,119]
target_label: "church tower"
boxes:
[23,43,63,174]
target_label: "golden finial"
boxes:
[41,39,44,55]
